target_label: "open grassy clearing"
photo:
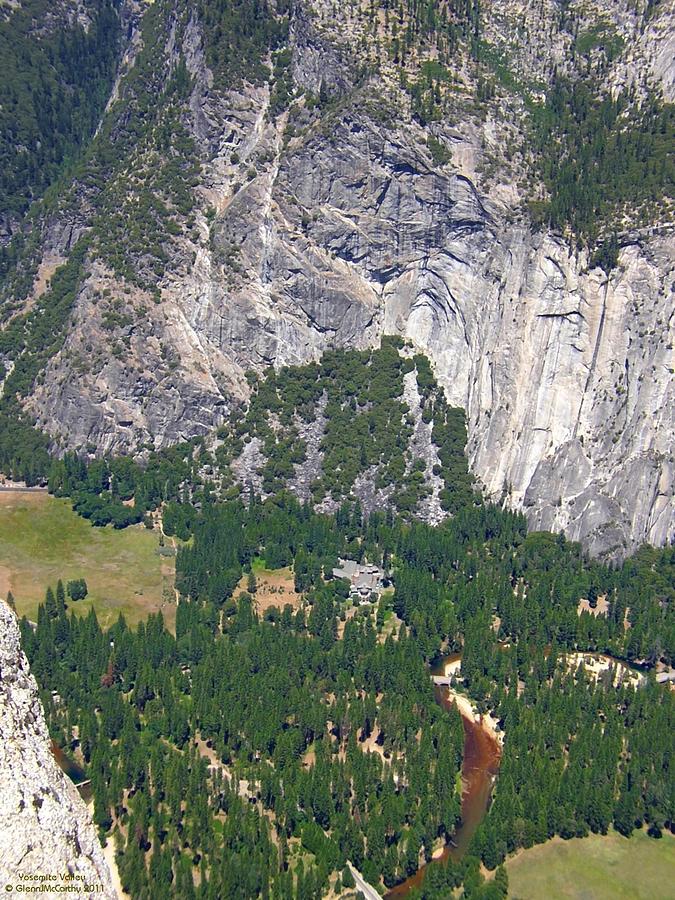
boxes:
[0,491,174,630]
[234,559,304,614]
[505,828,675,900]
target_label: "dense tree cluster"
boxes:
[197,0,289,86]
[231,340,475,517]
[0,338,476,537]
[0,1,196,309]
[47,442,207,528]
[67,578,88,601]
[0,4,673,895]
[528,78,674,251]
[20,481,673,898]
[0,0,121,223]
[23,523,465,896]
[472,672,673,871]
[78,1,203,288]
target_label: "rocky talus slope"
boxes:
[0,601,115,896]
[4,0,674,558]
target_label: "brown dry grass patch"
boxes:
[234,566,304,615]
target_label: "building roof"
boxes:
[334,558,385,592]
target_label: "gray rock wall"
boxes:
[25,1,675,559]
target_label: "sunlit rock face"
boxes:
[0,602,115,896]
[23,0,675,559]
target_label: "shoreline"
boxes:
[84,793,128,900]
[564,651,645,687]
[439,659,504,746]
[446,688,504,746]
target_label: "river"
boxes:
[51,740,93,802]
[384,653,502,898]
[383,645,653,897]
[50,646,648,898]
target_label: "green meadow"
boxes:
[505,828,675,900]
[0,491,175,629]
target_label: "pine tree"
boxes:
[45,586,57,619]
[56,579,66,615]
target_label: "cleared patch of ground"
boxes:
[234,560,304,614]
[337,604,359,639]
[102,838,129,900]
[359,729,388,763]
[504,828,675,900]
[0,492,174,630]
[577,595,610,617]
[565,652,644,688]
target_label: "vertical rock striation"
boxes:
[13,0,675,559]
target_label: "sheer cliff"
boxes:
[1,0,673,558]
[0,601,115,896]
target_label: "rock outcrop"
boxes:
[0,601,115,897]
[13,0,675,559]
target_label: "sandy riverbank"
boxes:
[444,688,504,746]
[85,792,128,900]
[437,658,503,745]
[442,657,462,678]
[565,652,645,688]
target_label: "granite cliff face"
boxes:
[0,601,115,896]
[9,0,675,558]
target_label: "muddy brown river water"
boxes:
[51,740,93,802]
[384,654,502,898]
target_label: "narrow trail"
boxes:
[348,863,383,900]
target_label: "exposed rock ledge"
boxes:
[0,601,115,898]
[24,4,674,561]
